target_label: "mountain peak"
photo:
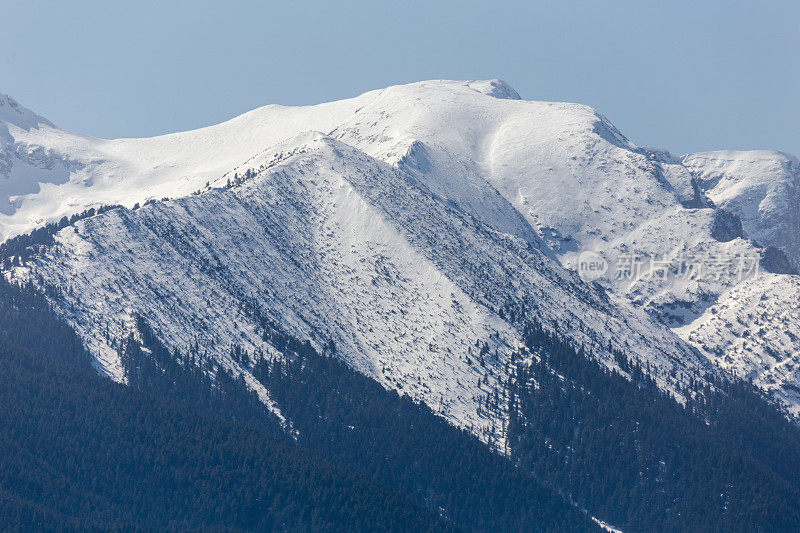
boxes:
[465,79,521,100]
[375,79,522,101]
[0,93,54,131]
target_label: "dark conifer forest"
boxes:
[0,278,596,531]
[0,279,450,531]
[508,323,800,531]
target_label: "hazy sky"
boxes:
[2,1,798,156]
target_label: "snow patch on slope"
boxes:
[676,274,800,416]
[684,151,800,270]
[0,89,382,240]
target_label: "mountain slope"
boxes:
[684,150,800,270]
[1,277,604,531]
[0,89,375,239]
[0,278,453,531]
[677,274,800,415]
[9,132,716,444]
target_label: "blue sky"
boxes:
[2,1,798,156]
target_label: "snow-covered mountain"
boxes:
[2,79,799,426]
[5,131,715,443]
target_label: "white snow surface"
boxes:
[684,150,800,269]
[3,79,800,421]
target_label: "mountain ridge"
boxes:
[3,79,800,415]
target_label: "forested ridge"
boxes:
[0,279,454,531]
[505,323,800,531]
[0,278,597,532]
[120,312,597,532]
[121,304,800,532]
